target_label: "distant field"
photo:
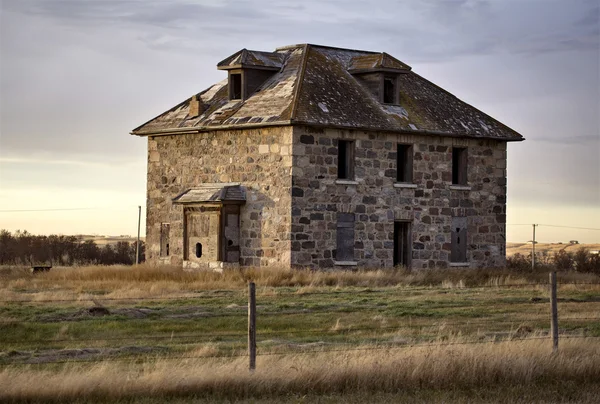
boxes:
[507,242,600,257]
[78,235,145,246]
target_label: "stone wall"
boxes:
[146,127,293,267]
[290,126,507,269]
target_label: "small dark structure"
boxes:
[31,264,52,273]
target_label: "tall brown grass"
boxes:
[1,337,599,402]
[1,264,598,301]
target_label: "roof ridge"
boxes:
[276,43,380,55]
[290,44,311,121]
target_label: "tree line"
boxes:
[0,230,145,266]
[507,247,600,274]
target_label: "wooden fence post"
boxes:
[550,272,558,352]
[248,282,256,371]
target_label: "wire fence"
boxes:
[1,279,599,367]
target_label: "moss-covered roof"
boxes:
[132,44,523,141]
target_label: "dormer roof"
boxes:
[132,44,523,142]
[348,52,411,74]
[217,49,284,71]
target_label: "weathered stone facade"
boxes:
[146,126,293,267]
[290,126,507,269]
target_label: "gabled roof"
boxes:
[348,52,411,73]
[173,183,246,204]
[132,44,523,141]
[217,49,284,71]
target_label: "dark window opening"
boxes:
[451,217,468,262]
[396,144,413,182]
[160,223,170,257]
[336,213,355,262]
[393,221,411,268]
[383,76,396,104]
[337,140,355,180]
[230,73,242,100]
[452,147,468,185]
[195,242,203,258]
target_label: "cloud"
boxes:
[5,0,597,61]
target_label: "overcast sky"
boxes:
[0,0,598,243]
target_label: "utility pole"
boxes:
[550,272,558,352]
[531,224,537,271]
[136,205,141,265]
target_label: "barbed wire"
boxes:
[2,282,598,304]
[2,316,599,346]
[3,335,599,367]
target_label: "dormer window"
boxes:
[230,73,242,100]
[218,48,284,102]
[383,76,396,104]
[348,53,410,105]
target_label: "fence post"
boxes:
[550,272,558,352]
[248,282,256,371]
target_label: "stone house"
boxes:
[132,44,523,270]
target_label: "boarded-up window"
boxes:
[160,223,170,257]
[396,144,413,183]
[337,140,355,180]
[394,221,411,267]
[222,209,240,263]
[452,147,468,185]
[451,217,468,262]
[336,213,355,262]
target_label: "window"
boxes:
[336,213,355,262]
[394,221,411,267]
[230,73,242,100]
[383,76,396,104]
[451,217,467,263]
[160,223,170,257]
[195,242,202,258]
[396,144,413,182]
[452,147,468,185]
[337,140,355,180]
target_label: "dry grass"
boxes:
[2,264,598,302]
[1,337,599,403]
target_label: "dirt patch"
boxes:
[0,345,169,364]
[37,307,157,322]
[36,305,235,322]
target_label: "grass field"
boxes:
[0,265,599,403]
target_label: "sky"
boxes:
[0,0,598,243]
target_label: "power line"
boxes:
[538,224,600,231]
[0,207,142,213]
[4,336,600,367]
[0,208,102,213]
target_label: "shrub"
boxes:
[553,249,574,271]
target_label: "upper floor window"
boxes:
[229,73,242,100]
[396,144,413,183]
[452,147,468,185]
[337,140,355,180]
[383,76,396,104]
